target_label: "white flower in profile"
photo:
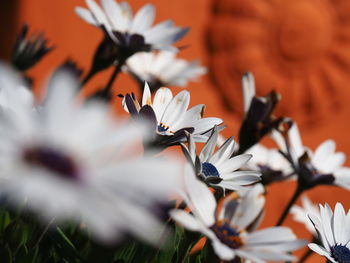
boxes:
[290,196,319,235]
[181,127,261,192]
[238,72,281,154]
[244,144,293,185]
[125,51,206,92]
[123,83,222,146]
[75,0,188,55]
[0,68,183,244]
[308,203,350,263]
[273,120,350,190]
[170,166,306,262]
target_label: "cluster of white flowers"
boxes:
[1,1,350,262]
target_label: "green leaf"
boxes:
[0,245,12,263]
[56,227,75,249]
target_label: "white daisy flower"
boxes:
[125,51,206,92]
[0,67,183,244]
[123,82,222,146]
[273,120,350,190]
[244,144,293,185]
[290,196,319,235]
[170,166,306,262]
[75,0,188,56]
[308,203,350,263]
[181,127,261,192]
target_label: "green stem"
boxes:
[33,218,55,247]
[276,186,303,226]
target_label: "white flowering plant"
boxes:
[0,1,349,263]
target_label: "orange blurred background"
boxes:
[1,0,350,262]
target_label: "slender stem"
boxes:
[104,59,125,93]
[92,58,126,102]
[299,248,313,263]
[81,68,96,86]
[276,186,303,226]
[105,63,122,92]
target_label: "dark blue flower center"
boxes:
[202,162,220,177]
[210,220,243,249]
[158,122,170,133]
[331,245,350,263]
[22,146,79,180]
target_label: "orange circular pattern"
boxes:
[208,0,350,126]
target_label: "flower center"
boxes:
[210,220,243,249]
[158,122,170,133]
[22,146,79,180]
[331,245,350,263]
[202,162,220,177]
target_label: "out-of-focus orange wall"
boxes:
[16,1,350,262]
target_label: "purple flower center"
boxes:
[331,244,350,263]
[202,162,220,177]
[22,146,80,180]
[210,220,243,249]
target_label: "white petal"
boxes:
[242,72,255,113]
[217,154,252,174]
[208,137,235,166]
[86,0,111,30]
[333,202,346,244]
[170,210,201,232]
[160,90,190,131]
[221,171,261,181]
[100,0,121,29]
[230,184,265,229]
[312,140,336,169]
[237,248,296,263]
[75,7,98,25]
[175,104,204,128]
[211,240,236,261]
[334,168,350,190]
[199,128,218,162]
[130,4,155,34]
[152,87,173,122]
[245,227,296,245]
[289,123,304,161]
[308,243,334,262]
[184,165,216,226]
[141,82,152,106]
[191,117,222,135]
[319,204,336,247]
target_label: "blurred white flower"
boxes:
[290,196,319,235]
[170,166,305,262]
[125,51,206,91]
[75,0,188,55]
[0,67,183,244]
[273,120,350,190]
[0,63,33,116]
[181,127,261,192]
[244,144,293,185]
[123,83,222,146]
[308,203,350,263]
